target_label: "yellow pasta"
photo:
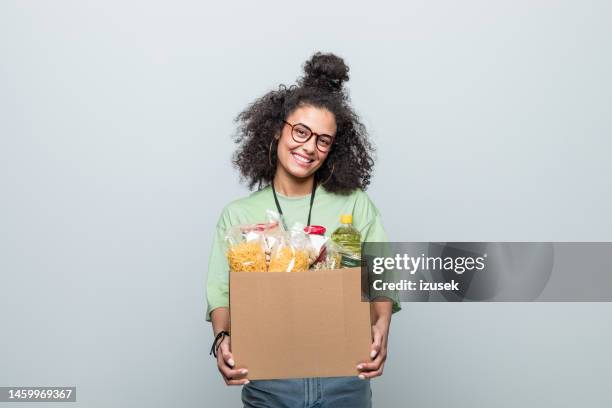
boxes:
[268,246,309,273]
[227,241,266,272]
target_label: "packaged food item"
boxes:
[304,225,328,266]
[268,246,309,272]
[331,214,362,268]
[225,225,267,272]
[262,210,283,264]
[312,239,342,270]
[268,224,312,272]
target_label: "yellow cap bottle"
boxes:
[340,214,353,224]
[332,214,361,268]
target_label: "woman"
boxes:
[206,52,401,407]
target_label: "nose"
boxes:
[301,135,317,155]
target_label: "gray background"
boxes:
[1,0,610,407]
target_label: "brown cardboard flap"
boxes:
[229,267,371,380]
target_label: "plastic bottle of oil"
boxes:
[331,214,361,267]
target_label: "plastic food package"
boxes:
[268,224,312,272]
[303,225,329,266]
[225,223,273,272]
[261,210,283,264]
[312,239,343,270]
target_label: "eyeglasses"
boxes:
[283,120,334,153]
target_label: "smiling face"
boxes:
[275,105,337,181]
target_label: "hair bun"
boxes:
[301,52,349,92]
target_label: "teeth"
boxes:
[292,153,313,163]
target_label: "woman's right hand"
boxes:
[216,334,250,386]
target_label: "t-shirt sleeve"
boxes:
[355,191,402,315]
[355,190,388,243]
[205,208,231,322]
[360,214,388,243]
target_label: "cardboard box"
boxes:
[229,267,371,380]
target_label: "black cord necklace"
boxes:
[271,180,317,228]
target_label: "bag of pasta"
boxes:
[225,224,267,273]
[268,224,312,273]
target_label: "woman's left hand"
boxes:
[356,302,391,379]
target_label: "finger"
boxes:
[225,378,251,386]
[219,364,249,380]
[370,329,383,359]
[358,368,383,379]
[357,352,386,372]
[358,361,385,379]
[219,343,235,367]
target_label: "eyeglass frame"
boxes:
[283,120,335,153]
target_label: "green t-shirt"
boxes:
[205,185,402,321]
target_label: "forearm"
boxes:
[210,307,230,336]
[370,298,392,328]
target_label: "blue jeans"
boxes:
[242,376,372,408]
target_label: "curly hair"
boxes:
[232,52,375,195]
